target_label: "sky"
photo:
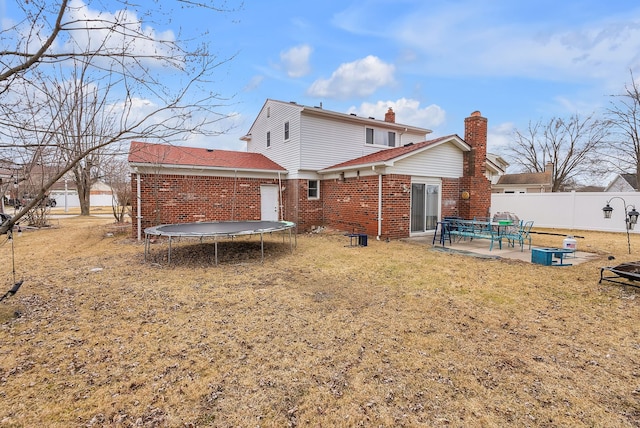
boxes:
[3,0,640,166]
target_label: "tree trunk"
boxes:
[78,181,91,216]
[75,164,92,216]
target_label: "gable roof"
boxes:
[128,141,286,172]
[485,153,509,174]
[242,99,431,141]
[621,173,638,190]
[604,173,638,192]
[319,135,469,173]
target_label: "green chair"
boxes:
[504,220,533,251]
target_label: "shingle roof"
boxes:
[320,135,465,171]
[496,170,551,185]
[622,173,638,190]
[128,141,286,171]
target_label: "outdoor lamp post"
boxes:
[602,197,639,254]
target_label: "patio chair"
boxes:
[503,220,533,251]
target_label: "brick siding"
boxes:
[131,173,280,238]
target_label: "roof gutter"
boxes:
[319,161,393,175]
[129,162,287,175]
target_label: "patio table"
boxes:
[446,219,504,250]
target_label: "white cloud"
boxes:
[307,55,395,99]
[347,98,445,129]
[280,44,312,78]
[488,121,515,153]
[243,75,264,92]
[335,1,640,86]
[55,0,178,67]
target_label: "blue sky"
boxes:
[3,0,640,164]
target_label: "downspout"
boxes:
[277,171,283,221]
[136,169,142,241]
[373,166,382,240]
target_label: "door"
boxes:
[260,185,279,221]
[410,183,440,233]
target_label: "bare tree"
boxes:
[505,114,610,191]
[606,70,640,188]
[102,156,131,223]
[0,0,241,232]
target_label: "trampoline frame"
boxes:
[144,220,296,265]
[599,261,640,288]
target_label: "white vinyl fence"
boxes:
[49,191,114,209]
[491,191,640,234]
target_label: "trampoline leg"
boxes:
[214,238,218,266]
[168,236,172,264]
[261,232,264,263]
[289,228,293,253]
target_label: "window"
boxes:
[366,128,374,145]
[284,121,290,140]
[308,180,319,199]
[266,131,271,148]
[365,127,396,147]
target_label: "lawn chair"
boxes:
[503,220,533,251]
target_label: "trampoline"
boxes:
[599,261,640,288]
[144,220,296,265]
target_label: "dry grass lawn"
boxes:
[0,216,639,427]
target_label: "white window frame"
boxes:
[365,127,396,147]
[308,179,319,200]
[266,131,271,148]
[284,121,290,141]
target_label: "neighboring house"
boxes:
[492,162,554,193]
[48,179,115,208]
[605,173,638,192]
[485,153,509,184]
[129,99,492,239]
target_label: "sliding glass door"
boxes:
[410,183,440,233]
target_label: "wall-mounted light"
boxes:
[461,191,470,200]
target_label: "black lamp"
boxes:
[628,206,639,228]
[602,197,638,254]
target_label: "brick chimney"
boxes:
[464,110,487,177]
[460,111,491,220]
[384,107,396,123]
[545,162,554,173]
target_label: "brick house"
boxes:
[129,99,491,240]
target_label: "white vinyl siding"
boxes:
[246,100,302,173]
[299,114,426,171]
[393,142,465,178]
[244,99,430,178]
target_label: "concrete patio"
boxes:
[406,235,599,266]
